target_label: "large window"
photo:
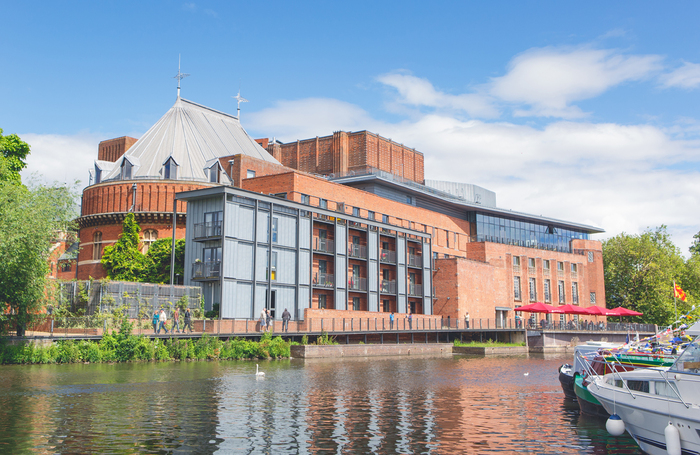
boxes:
[319,294,327,309]
[544,279,551,303]
[92,231,102,260]
[120,159,132,180]
[353,297,360,311]
[572,282,579,304]
[514,276,522,301]
[142,229,158,253]
[590,292,596,304]
[163,157,178,180]
[558,280,566,303]
[529,278,537,302]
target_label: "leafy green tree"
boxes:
[142,238,185,284]
[690,231,700,256]
[101,213,151,281]
[0,181,77,336]
[0,129,31,184]
[603,226,688,326]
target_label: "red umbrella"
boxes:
[514,302,556,313]
[607,307,643,316]
[551,304,589,315]
[584,305,616,316]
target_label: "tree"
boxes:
[101,213,151,281]
[0,128,31,184]
[0,180,77,336]
[142,238,185,284]
[690,231,700,256]
[603,226,688,326]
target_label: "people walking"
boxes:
[465,311,470,329]
[159,309,169,334]
[282,308,291,332]
[260,307,267,332]
[152,311,159,334]
[172,308,180,333]
[390,312,394,330]
[183,308,193,333]
[266,309,272,332]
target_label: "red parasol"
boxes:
[550,304,589,315]
[607,307,643,316]
[584,305,616,316]
[514,302,556,313]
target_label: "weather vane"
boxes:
[174,54,190,98]
[232,90,248,120]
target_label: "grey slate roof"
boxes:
[102,97,279,182]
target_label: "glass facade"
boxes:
[467,212,589,253]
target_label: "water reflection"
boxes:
[0,355,642,454]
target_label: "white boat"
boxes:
[588,322,700,455]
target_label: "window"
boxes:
[142,229,158,253]
[163,157,178,179]
[543,260,550,270]
[267,251,278,281]
[590,292,596,304]
[353,297,360,311]
[446,231,451,248]
[209,163,221,183]
[319,198,327,209]
[571,263,577,273]
[544,279,551,303]
[318,259,327,275]
[368,210,375,221]
[382,299,390,312]
[572,282,579,304]
[513,256,521,267]
[353,206,360,217]
[301,194,310,205]
[271,192,287,199]
[204,211,222,237]
[529,278,537,302]
[319,294,327,309]
[406,195,413,204]
[246,169,256,178]
[60,262,72,272]
[92,231,102,260]
[514,276,522,300]
[557,262,564,272]
[94,165,102,184]
[121,159,132,180]
[382,214,389,224]
[588,251,594,262]
[203,246,222,263]
[528,258,536,268]
[558,280,566,303]
[268,217,278,243]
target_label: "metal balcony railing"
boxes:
[380,249,396,263]
[313,273,334,288]
[348,244,367,259]
[348,277,367,291]
[408,254,422,268]
[408,283,422,297]
[191,261,221,279]
[193,221,222,239]
[314,238,334,254]
[380,280,396,294]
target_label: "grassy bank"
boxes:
[0,321,291,365]
[453,340,526,347]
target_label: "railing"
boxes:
[191,261,221,279]
[313,273,334,288]
[314,238,334,254]
[348,244,367,259]
[348,277,367,291]
[193,221,222,239]
[380,249,396,263]
[408,254,422,268]
[408,283,422,297]
[380,280,396,294]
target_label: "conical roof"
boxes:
[103,97,279,182]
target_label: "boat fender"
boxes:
[606,414,625,436]
[664,422,681,455]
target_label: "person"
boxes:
[408,311,412,329]
[515,313,521,328]
[266,309,272,332]
[159,309,169,334]
[152,311,159,334]
[183,308,193,333]
[172,308,180,333]
[282,308,291,332]
[390,312,394,330]
[260,307,267,332]
[465,311,470,329]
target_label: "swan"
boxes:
[256,364,265,377]
[523,372,529,376]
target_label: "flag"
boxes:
[674,284,687,302]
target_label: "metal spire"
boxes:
[174,54,190,98]
[232,90,248,120]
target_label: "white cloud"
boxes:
[19,132,99,189]
[490,47,664,118]
[661,61,700,89]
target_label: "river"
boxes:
[0,353,642,454]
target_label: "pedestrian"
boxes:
[159,309,169,334]
[183,308,193,333]
[282,308,291,332]
[266,308,272,332]
[152,311,159,334]
[390,312,394,330]
[465,311,470,329]
[172,308,180,333]
[260,307,267,332]
[408,311,412,330]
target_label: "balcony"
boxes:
[348,244,367,259]
[348,277,367,291]
[380,279,396,294]
[408,254,422,268]
[408,283,423,297]
[191,261,221,280]
[314,238,334,254]
[313,273,334,288]
[193,221,222,240]
[380,249,396,263]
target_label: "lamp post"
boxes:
[175,274,180,286]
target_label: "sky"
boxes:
[3,1,700,253]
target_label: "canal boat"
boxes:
[587,322,700,455]
[558,341,619,400]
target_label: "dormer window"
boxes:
[94,165,102,184]
[163,157,178,180]
[121,159,132,180]
[206,161,222,183]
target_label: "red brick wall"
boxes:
[98,136,138,162]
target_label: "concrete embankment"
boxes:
[453,346,529,356]
[291,343,453,358]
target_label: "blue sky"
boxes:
[3,1,700,252]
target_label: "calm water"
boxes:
[0,353,642,454]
